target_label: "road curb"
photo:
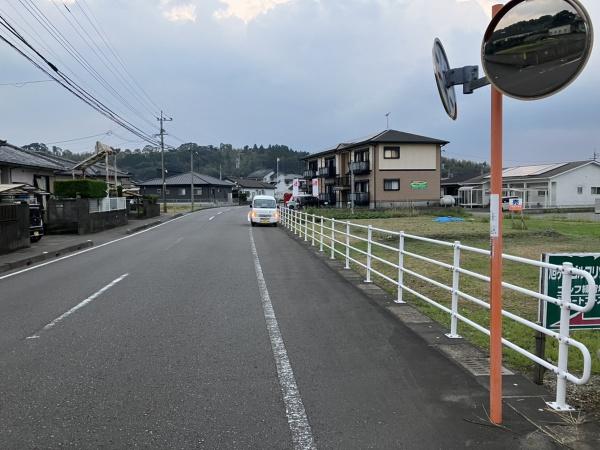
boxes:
[0,240,94,274]
[126,220,163,235]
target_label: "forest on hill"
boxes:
[22,142,488,182]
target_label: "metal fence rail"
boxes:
[279,207,597,411]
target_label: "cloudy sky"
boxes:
[0,0,598,165]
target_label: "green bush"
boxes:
[54,180,107,199]
[143,195,158,204]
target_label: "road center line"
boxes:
[209,216,215,221]
[26,273,129,340]
[249,229,316,450]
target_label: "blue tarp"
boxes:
[433,216,465,223]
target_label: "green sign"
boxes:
[410,181,428,190]
[541,253,600,330]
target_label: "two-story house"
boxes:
[303,130,448,208]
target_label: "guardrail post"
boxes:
[319,216,324,252]
[304,212,308,242]
[365,225,373,283]
[446,241,462,339]
[548,262,575,411]
[345,221,350,269]
[294,210,298,235]
[396,231,406,304]
[330,218,335,260]
[311,214,316,246]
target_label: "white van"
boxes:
[249,195,279,227]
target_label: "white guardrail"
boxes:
[279,207,597,411]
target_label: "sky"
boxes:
[0,0,599,166]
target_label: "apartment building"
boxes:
[303,130,448,208]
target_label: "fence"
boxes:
[89,197,126,213]
[280,207,598,411]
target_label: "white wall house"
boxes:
[458,161,600,209]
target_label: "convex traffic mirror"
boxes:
[482,0,594,100]
[433,38,458,120]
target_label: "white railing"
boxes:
[89,197,126,213]
[279,207,598,411]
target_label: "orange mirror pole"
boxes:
[489,2,504,425]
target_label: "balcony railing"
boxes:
[351,192,369,206]
[349,160,370,175]
[334,176,350,189]
[319,193,336,206]
[318,166,336,178]
[303,169,317,179]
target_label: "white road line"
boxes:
[0,210,203,282]
[249,229,316,450]
[27,273,129,339]
[209,216,215,221]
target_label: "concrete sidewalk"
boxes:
[276,223,600,449]
[0,213,181,274]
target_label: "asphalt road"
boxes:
[0,207,545,449]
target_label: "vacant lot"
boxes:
[315,212,600,379]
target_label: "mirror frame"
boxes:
[481,0,594,100]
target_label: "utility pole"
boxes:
[158,110,172,213]
[190,149,194,212]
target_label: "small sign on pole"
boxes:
[292,178,299,197]
[508,198,523,212]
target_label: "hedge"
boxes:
[54,180,107,199]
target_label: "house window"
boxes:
[383,146,400,159]
[195,189,202,195]
[577,186,583,194]
[538,191,546,196]
[354,149,369,162]
[592,187,600,195]
[384,179,400,191]
[165,189,170,195]
[157,189,161,194]
[180,188,186,196]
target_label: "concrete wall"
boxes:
[377,144,437,171]
[47,199,128,235]
[0,204,30,255]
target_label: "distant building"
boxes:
[137,172,233,204]
[246,169,275,182]
[549,25,572,36]
[226,177,276,201]
[457,161,600,209]
[302,129,448,208]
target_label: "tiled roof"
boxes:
[227,177,275,189]
[137,172,233,187]
[0,142,65,170]
[303,129,448,159]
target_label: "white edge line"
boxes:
[26,273,129,339]
[249,229,316,450]
[0,212,195,282]
[209,216,215,221]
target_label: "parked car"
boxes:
[249,195,279,227]
[287,194,320,210]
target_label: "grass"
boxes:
[304,206,471,221]
[165,204,207,214]
[305,213,600,376]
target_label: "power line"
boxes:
[0,79,52,86]
[46,131,113,145]
[12,0,156,136]
[0,16,160,146]
[76,0,161,115]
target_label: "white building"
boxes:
[458,161,600,209]
[226,177,275,201]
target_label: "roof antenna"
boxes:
[385,112,391,130]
